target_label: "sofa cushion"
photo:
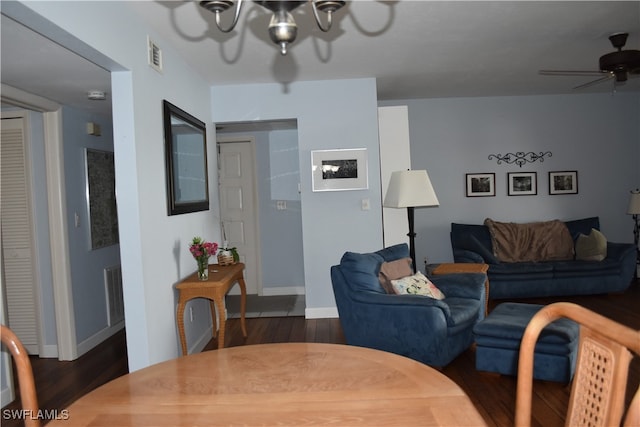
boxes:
[565,217,600,240]
[553,259,621,277]
[379,257,413,294]
[391,272,445,299]
[575,228,607,261]
[339,251,385,294]
[484,218,574,262]
[375,243,411,262]
[467,235,500,264]
[451,223,499,264]
[488,262,554,275]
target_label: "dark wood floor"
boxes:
[3,281,639,426]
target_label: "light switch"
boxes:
[361,198,370,211]
[277,200,287,210]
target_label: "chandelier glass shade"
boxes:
[199,0,346,55]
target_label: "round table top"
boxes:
[50,343,487,426]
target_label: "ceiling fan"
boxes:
[540,32,640,89]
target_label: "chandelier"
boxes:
[199,1,346,55]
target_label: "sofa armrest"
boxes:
[431,272,486,300]
[453,249,486,264]
[606,242,636,261]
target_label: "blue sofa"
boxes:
[330,243,487,367]
[450,217,636,299]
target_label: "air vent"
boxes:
[147,36,163,73]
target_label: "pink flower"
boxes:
[189,237,219,261]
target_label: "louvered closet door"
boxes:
[1,117,39,354]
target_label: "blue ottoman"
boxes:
[473,303,579,383]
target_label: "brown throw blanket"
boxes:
[484,218,575,263]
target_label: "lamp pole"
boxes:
[628,189,640,280]
[406,206,417,273]
[633,213,639,280]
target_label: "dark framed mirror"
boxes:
[163,100,209,215]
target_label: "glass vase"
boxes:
[196,258,209,281]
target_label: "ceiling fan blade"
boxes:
[572,73,614,90]
[539,70,606,76]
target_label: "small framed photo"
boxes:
[311,148,368,192]
[549,171,578,195]
[466,173,495,197]
[508,172,537,196]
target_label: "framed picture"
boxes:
[85,148,119,249]
[466,173,495,197]
[549,171,578,195]
[508,172,537,196]
[311,148,368,192]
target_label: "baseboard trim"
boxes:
[261,286,305,296]
[1,384,15,408]
[39,344,59,359]
[305,306,338,319]
[76,321,124,359]
[189,325,214,354]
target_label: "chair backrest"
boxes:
[515,302,640,427]
[1,324,40,427]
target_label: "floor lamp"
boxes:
[627,189,640,279]
[383,170,440,273]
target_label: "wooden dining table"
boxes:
[49,343,488,426]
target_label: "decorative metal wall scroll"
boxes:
[488,151,552,168]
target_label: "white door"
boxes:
[1,116,39,354]
[218,140,261,295]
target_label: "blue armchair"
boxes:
[331,243,487,367]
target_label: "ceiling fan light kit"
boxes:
[199,0,346,55]
[540,32,640,89]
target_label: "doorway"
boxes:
[216,120,305,314]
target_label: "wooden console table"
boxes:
[176,263,247,354]
[432,263,490,316]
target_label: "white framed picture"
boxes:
[549,171,578,195]
[311,148,368,192]
[508,172,537,196]
[466,173,495,197]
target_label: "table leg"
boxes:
[209,300,218,338]
[213,296,226,349]
[237,276,248,338]
[176,300,188,356]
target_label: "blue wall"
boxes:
[381,92,640,268]
[259,128,305,293]
[61,106,121,343]
[212,78,383,315]
[11,1,219,370]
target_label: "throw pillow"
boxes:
[379,257,413,294]
[390,272,445,300]
[575,228,607,261]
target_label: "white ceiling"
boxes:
[0,14,112,116]
[2,1,639,118]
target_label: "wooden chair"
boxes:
[1,324,40,427]
[515,302,640,427]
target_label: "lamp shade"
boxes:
[384,170,439,208]
[628,189,640,215]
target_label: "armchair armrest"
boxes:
[431,272,486,300]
